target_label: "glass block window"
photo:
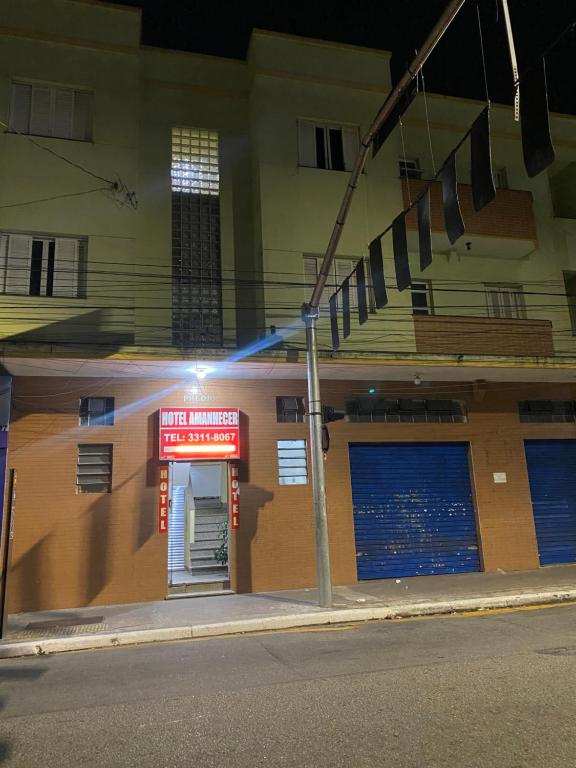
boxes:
[77,444,112,493]
[171,128,219,195]
[171,126,223,347]
[277,440,308,485]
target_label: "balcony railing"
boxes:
[413,315,554,357]
[402,180,537,253]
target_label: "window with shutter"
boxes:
[53,89,74,139]
[52,238,79,297]
[4,235,32,295]
[303,255,366,312]
[77,444,113,493]
[0,232,85,297]
[297,120,359,171]
[9,81,92,140]
[342,126,359,171]
[73,91,92,141]
[29,86,52,137]
[10,83,32,133]
[485,284,526,320]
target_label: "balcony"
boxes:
[413,315,554,357]
[550,162,576,219]
[402,179,537,259]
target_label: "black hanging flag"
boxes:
[356,260,369,325]
[329,293,339,351]
[342,277,351,339]
[372,80,418,158]
[470,107,496,212]
[392,212,411,291]
[441,151,465,244]
[369,237,388,308]
[417,188,432,271]
[520,57,555,178]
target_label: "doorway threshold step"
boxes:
[166,589,234,600]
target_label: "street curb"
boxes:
[2,588,575,659]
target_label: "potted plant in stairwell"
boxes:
[214,521,228,566]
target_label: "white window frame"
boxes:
[411,280,434,316]
[277,439,308,485]
[493,166,509,189]
[9,80,93,141]
[298,120,359,172]
[304,255,373,313]
[485,283,527,320]
[399,157,422,180]
[0,232,86,298]
[77,444,113,494]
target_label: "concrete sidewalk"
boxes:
[2,565,576,659]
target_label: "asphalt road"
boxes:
[1,604,576,767]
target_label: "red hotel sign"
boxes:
[230,463,240,530]
[158,465,169,533]
[159,408,240,461]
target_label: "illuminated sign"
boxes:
[230,463,240,530]
[158,466,169,533]
[159,408,240,461]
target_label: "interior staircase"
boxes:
[168,489,229,595]
[189,498,229,579]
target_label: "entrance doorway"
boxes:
[167,461,230,594]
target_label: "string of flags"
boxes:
[328,55,555,352]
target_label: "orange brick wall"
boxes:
[4,376,576,613]
[414,315,555,356]
[402,179,537,242]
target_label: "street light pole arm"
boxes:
[307,0,468,311]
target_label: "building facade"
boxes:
[1,0,576,613]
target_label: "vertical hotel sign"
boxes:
[230,463,240,530]
[158,466,169,533]
[159,408,241,461]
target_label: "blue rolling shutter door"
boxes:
[525,440,576,565]
[350,443,480,579]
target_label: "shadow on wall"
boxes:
[0,310,134,349]
[235,484,274,593]
[8,534,53,614]
[84,467,150,606]
[134,412,160,553]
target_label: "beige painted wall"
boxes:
[0,2,574,360]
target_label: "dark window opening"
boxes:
[399,158,422,180]
[315,127,327,169]
[276,396,305,423]
[328,128,345,171]
[519,400,576,423]
[411,281,433,316]
[45,241,55,297]
[346,398,466,423]
[79,397,115,426]
[29,239,43,296]
[564,272,576,335]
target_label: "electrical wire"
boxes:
[0,188,110,210]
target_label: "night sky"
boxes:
[110,0,575,114]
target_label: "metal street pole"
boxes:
[303,0,467,608]
[305,312,332,607]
